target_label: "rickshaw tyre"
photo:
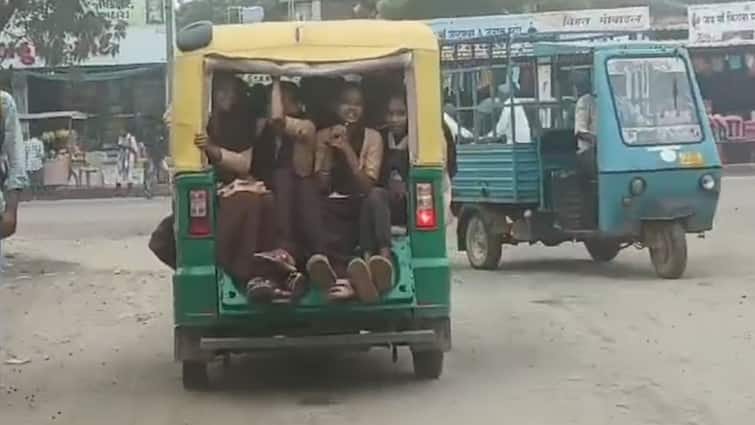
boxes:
[649,221,687,280]
[412,349,444,380]
[465,214,502,270]
[182,361,210,391]
[584,240,621,263]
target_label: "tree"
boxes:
[0,0,130,68]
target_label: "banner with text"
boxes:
[688,1,755,45]
[428,7,650,41]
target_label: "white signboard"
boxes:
[428,7,650,41]
[241,6,265,24]
[688,1,755,45]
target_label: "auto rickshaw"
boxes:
[170,20,450,389]
[445,34,721,279]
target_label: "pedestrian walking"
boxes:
[25,133,45,197]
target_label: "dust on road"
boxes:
[1,181,754,425]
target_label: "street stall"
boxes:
[688,1,755,164]
[19,111,92,187]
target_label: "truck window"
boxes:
[607,56,703,146]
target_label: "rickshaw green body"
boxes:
[449,39,721,277]
[172,168,450,330]
[168,21,452,386]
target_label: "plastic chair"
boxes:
[723,115,745,141]
[709,115,728,142]
[744,121,755,142]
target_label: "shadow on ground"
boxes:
[1,253,79,280]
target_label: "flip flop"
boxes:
[253,249,297,274]
[283,271,309,303]
[246,277,276,304]
[327,279,356,302]
[347,258,379,303]
[368,255,394,295]
[306,254,337,291]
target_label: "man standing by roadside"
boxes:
[25,132,45,197]
[0,90,29,268]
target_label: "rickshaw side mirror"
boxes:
[177,21,213,53]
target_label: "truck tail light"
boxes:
[189,189,211,236]
[415,182,437,230]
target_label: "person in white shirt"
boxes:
[489,84,532,144]
[574,77,598,176]
[25,133,45,195]
[116,128,140,193]
[477,83,532,144]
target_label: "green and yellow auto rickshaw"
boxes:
[169,20,451,389]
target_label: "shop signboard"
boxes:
[433,7,650,63]
[689,1,755,46]
[0,0,167,68]
[428,7,650,41]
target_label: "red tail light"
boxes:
[415,182,437,230]
[189,189,211,236]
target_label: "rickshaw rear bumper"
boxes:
[200,330,439,351]
[174,318,451,361]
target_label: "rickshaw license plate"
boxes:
[679,152,704,167]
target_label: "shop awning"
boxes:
[21,64,163,82]
[19,111,92,121]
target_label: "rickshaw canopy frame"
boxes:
[170,20,443,172]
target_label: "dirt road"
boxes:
[1,178,754,425]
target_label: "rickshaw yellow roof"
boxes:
[179,20,439,62]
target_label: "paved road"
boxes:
[1,178,754,425]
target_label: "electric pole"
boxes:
[165,0,176,105]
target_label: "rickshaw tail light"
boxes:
[189,189,211,236]
[190,217,211,237]
[415,183,437,230]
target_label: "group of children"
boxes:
[149,71,456,304]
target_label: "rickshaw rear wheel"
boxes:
[465,214,502,270]
[182,361,209,391]
[584,239,621,262]
[648,221,687,280]
[411,349,444,380]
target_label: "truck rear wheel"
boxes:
[465,214,502,270]
[182,361,209,391]
[411,349,444,380]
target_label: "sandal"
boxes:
[283,271,309,303]
[306,254,337,291]
[246,277,276,304]
[368,255,394,295]
[347,258,379,303]
[327,279,356,302]
[253,249,297,274]
[271,288,293,304]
